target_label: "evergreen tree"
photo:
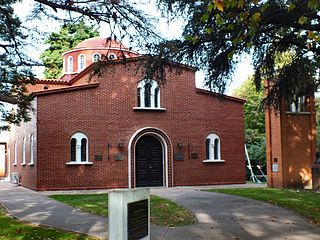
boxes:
[40,21,99,79]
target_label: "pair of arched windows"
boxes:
[70,133,88,163]
[66,54,88,73]
[13,134,35,166]
[205,133,221,160]
[137,80,160,108]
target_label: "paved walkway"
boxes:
[0,182,319,239]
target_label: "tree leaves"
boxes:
[40,21,99,79]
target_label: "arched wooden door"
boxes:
[135,135,163,187]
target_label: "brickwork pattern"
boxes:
[11,61,246,190]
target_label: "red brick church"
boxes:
[2,37,246,190]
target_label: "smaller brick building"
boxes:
[265,80,317,189]
[4,37,246,190]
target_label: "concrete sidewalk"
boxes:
[0,182,319,239]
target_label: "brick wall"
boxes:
[15,60,245,190]
[9,99,37,189]
[266,93,317,189]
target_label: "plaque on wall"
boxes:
[115,154,124,161]
[95,155,103,161]
[272,163,279,172]
[174,153,184,161]
[190,152,198,159]
[127,199,148,240]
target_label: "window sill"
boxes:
[203,159,225,163]
[21,163,26,166]
[285,111,311,115]
[133,107,166,111]
[28,163,34,166]
[13,163,17,166]
[66,162,93,165]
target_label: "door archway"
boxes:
[135,135,163,187]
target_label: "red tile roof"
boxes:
[74,37,129,50]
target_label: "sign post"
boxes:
[109,188,150,240]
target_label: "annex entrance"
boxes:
[135,135,163,187]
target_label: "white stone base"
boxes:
[108,188,150,240]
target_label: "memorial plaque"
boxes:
[174,153,184,161]
[127,199,148,240]
[115,154,124,161]
[95,155,103,161]
[272,163,279,172]
[190,152,198,159]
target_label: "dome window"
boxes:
[67,56,73,73]
[92,53,101,62]
[108,53,117,60]
[78,54,86,71]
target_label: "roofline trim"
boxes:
[195,88,246,103]
[32,83,99,96]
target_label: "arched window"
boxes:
[78,54,86,71]
[67,56,73,73]
[70,138,76,162]
[13,141,17,165]
[108,53,117,60]
[144,82,152,107]
[30,134,34,165]
[205,133,221,161]
[92,53,101,62]
[154,87,159,108]
[137,88,141,107]
[22,138,26,165]
[137,80,161,108]
[288,95,307,112]
[68,133,90,164]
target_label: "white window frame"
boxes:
[67,132,92,165]
[92,53,101,62]
[29,134,34,165]
[203,133,225,163]
[67,56,73,73]
[134,80,164,110]
[13,141,17,166]
[21,138,26,165]
[78,54,86,71]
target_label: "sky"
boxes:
[13,0,254,96]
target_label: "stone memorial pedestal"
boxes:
[109,188,150,240]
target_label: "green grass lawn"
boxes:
[206,188,320,225]
[50,194,194,227]
[0,206,99,240]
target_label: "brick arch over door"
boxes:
[128,127,173,188]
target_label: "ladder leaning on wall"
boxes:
[244,144,267,183]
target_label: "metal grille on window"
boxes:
[206,138,210,159]
[144,82,151,107]
[81,138,87,162]
[154,87,159,108]
[70,138,76,162]
[137,88,141,107]
[214,138,219,160]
